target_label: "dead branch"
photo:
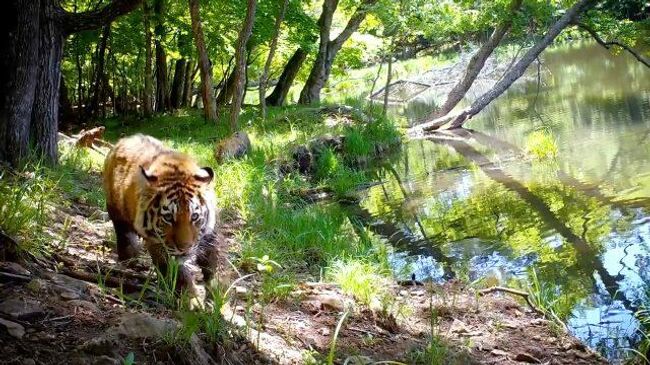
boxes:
[576,23,650,68]
[478,286,544,316]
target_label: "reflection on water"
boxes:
[355,42,650,362]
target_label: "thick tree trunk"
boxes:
[0,0,143,167]
[429,0,522,120]
[298,0,377,105]
[266,48,307,106]
[230,0,257,132]
[259,0,289,119]
[188,0,217,121]
[87,25,111,119]
[154,0,169,113]
[413,0,597,132]
[0,0,40,166]
[181,59,193,107]
[32,0,65,163]
[143,0,153,117]
[170,58,186,109]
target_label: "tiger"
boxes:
[102,134,220,297]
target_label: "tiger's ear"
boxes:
[195,167,214,183]
[140,166,158,184]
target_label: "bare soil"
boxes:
[0,199,609,364]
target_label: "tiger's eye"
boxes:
[191,212,200,221]
[162,212,174,223]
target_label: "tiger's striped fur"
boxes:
[102,134,218,295]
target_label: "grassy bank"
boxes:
[1,101,405,305]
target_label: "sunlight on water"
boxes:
[353,42,650,362]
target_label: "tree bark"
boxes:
[259,0,289,119]
[266,48,307,106]
[75,50,84,114]
[87,25,111,119]
[230,0,257,132]
[429,0,522,120]
[298,0,377,105]
[181,59,193,107]
[143,0,154,117]
[0,0,40,166]
[59,76,76,132]
[170,58,186,109]
[154,0,169,113]
[188,0,217,121]
[413,0,597,132]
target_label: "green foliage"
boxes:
[0,166,55,255]
[525,130,558,160]
[327,259,391,306]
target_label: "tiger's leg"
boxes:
[107,208,141,261]
[196,230,219,283]
[146,242,199,298]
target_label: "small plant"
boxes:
[122,352,135,365]
[525,130,558,160]
[327,310,350,365]
[327,259,390,306]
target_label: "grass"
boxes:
[327,259,391,307]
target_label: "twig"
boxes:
[478,286,545,316]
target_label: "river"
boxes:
[354,42,650,361]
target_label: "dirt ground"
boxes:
[0,200,609,364]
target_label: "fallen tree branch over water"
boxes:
[409,0,598,134]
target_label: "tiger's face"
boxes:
[139,163,215,257]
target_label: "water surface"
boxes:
[355,42,650,361]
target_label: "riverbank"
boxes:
[0,107,613,364]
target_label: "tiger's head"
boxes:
[136,153,217,257]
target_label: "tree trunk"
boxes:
[188,0,217,121]
[143,0,153,117]
[259,0,289,119]
[230,0,257,132]
[75,50,84,114]
[266,48,307,106]
[298,0,377,105]
[154,0,169,113]
[414,0,597,132]
[87,24,111,119]
[429,0,522,120]
[181,59,193,107]
[382,56,392,117]
[0,0,143,167]
[170,58,186,109]
[0,0,40,166]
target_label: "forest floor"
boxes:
[0,108,610,364]
[0,197,608,365]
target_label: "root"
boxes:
[478,286,544,316]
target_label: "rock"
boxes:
[0,262,31,276]
[80,337,117,356]
[234,286,248,297]
[110,312,178,339]
[318,295,344,312]
[22,359,36,365]
[46,273,95,295]
[99,212,110,222]
[319,327,331,336]
[514,352,541,363]
[67,300,99,312]
[0,298,44,319]
[0,318,25,338]
[60,290,81,300]
[292,145,313,174]
[491,349,509,357]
